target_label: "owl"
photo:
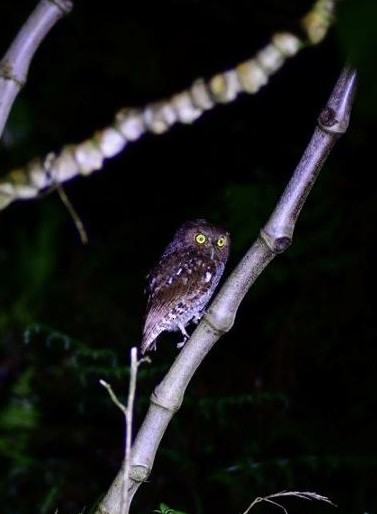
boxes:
[140,219,230,354]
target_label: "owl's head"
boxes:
[166,219,230,261]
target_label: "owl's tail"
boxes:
[139,332,158,355]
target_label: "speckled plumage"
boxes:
[140,219,230,354]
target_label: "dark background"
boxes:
[1,1,376,513]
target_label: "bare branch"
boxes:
[0,0,73,137]
[99,380,127,417]
[122,347,138,514]
[56,185,89,245]
[100,348,150,514]
[95,65,357,514]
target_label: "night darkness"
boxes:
[1,1,377,514]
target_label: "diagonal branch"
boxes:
[95,65,357,514]
[0,0,73,138]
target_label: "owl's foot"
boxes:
[177,337,188,349]
[177,324,189,349]
[176,338,187,349]
[192,312,204,324]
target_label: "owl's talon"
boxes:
[192,312,204,324]
[176,336,188,349]
[178,323,189,339]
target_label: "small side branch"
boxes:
[100,348,150,514]
[0,0,73,137]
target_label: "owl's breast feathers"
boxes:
[140,249,224,354]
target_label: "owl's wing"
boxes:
[141,250,223,354]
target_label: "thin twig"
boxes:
[122,347,138,514]
[100,348,150,514]
[242,490,337,514]
[56,183,89,244]
[99,380,127,416]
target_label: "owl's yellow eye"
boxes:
[195,233,206,244]
[217,236,226,247]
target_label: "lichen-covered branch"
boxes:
[95,65,357,514]
[0,0,73,137]
[0,0,336,211]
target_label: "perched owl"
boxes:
[140,219,230,354]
